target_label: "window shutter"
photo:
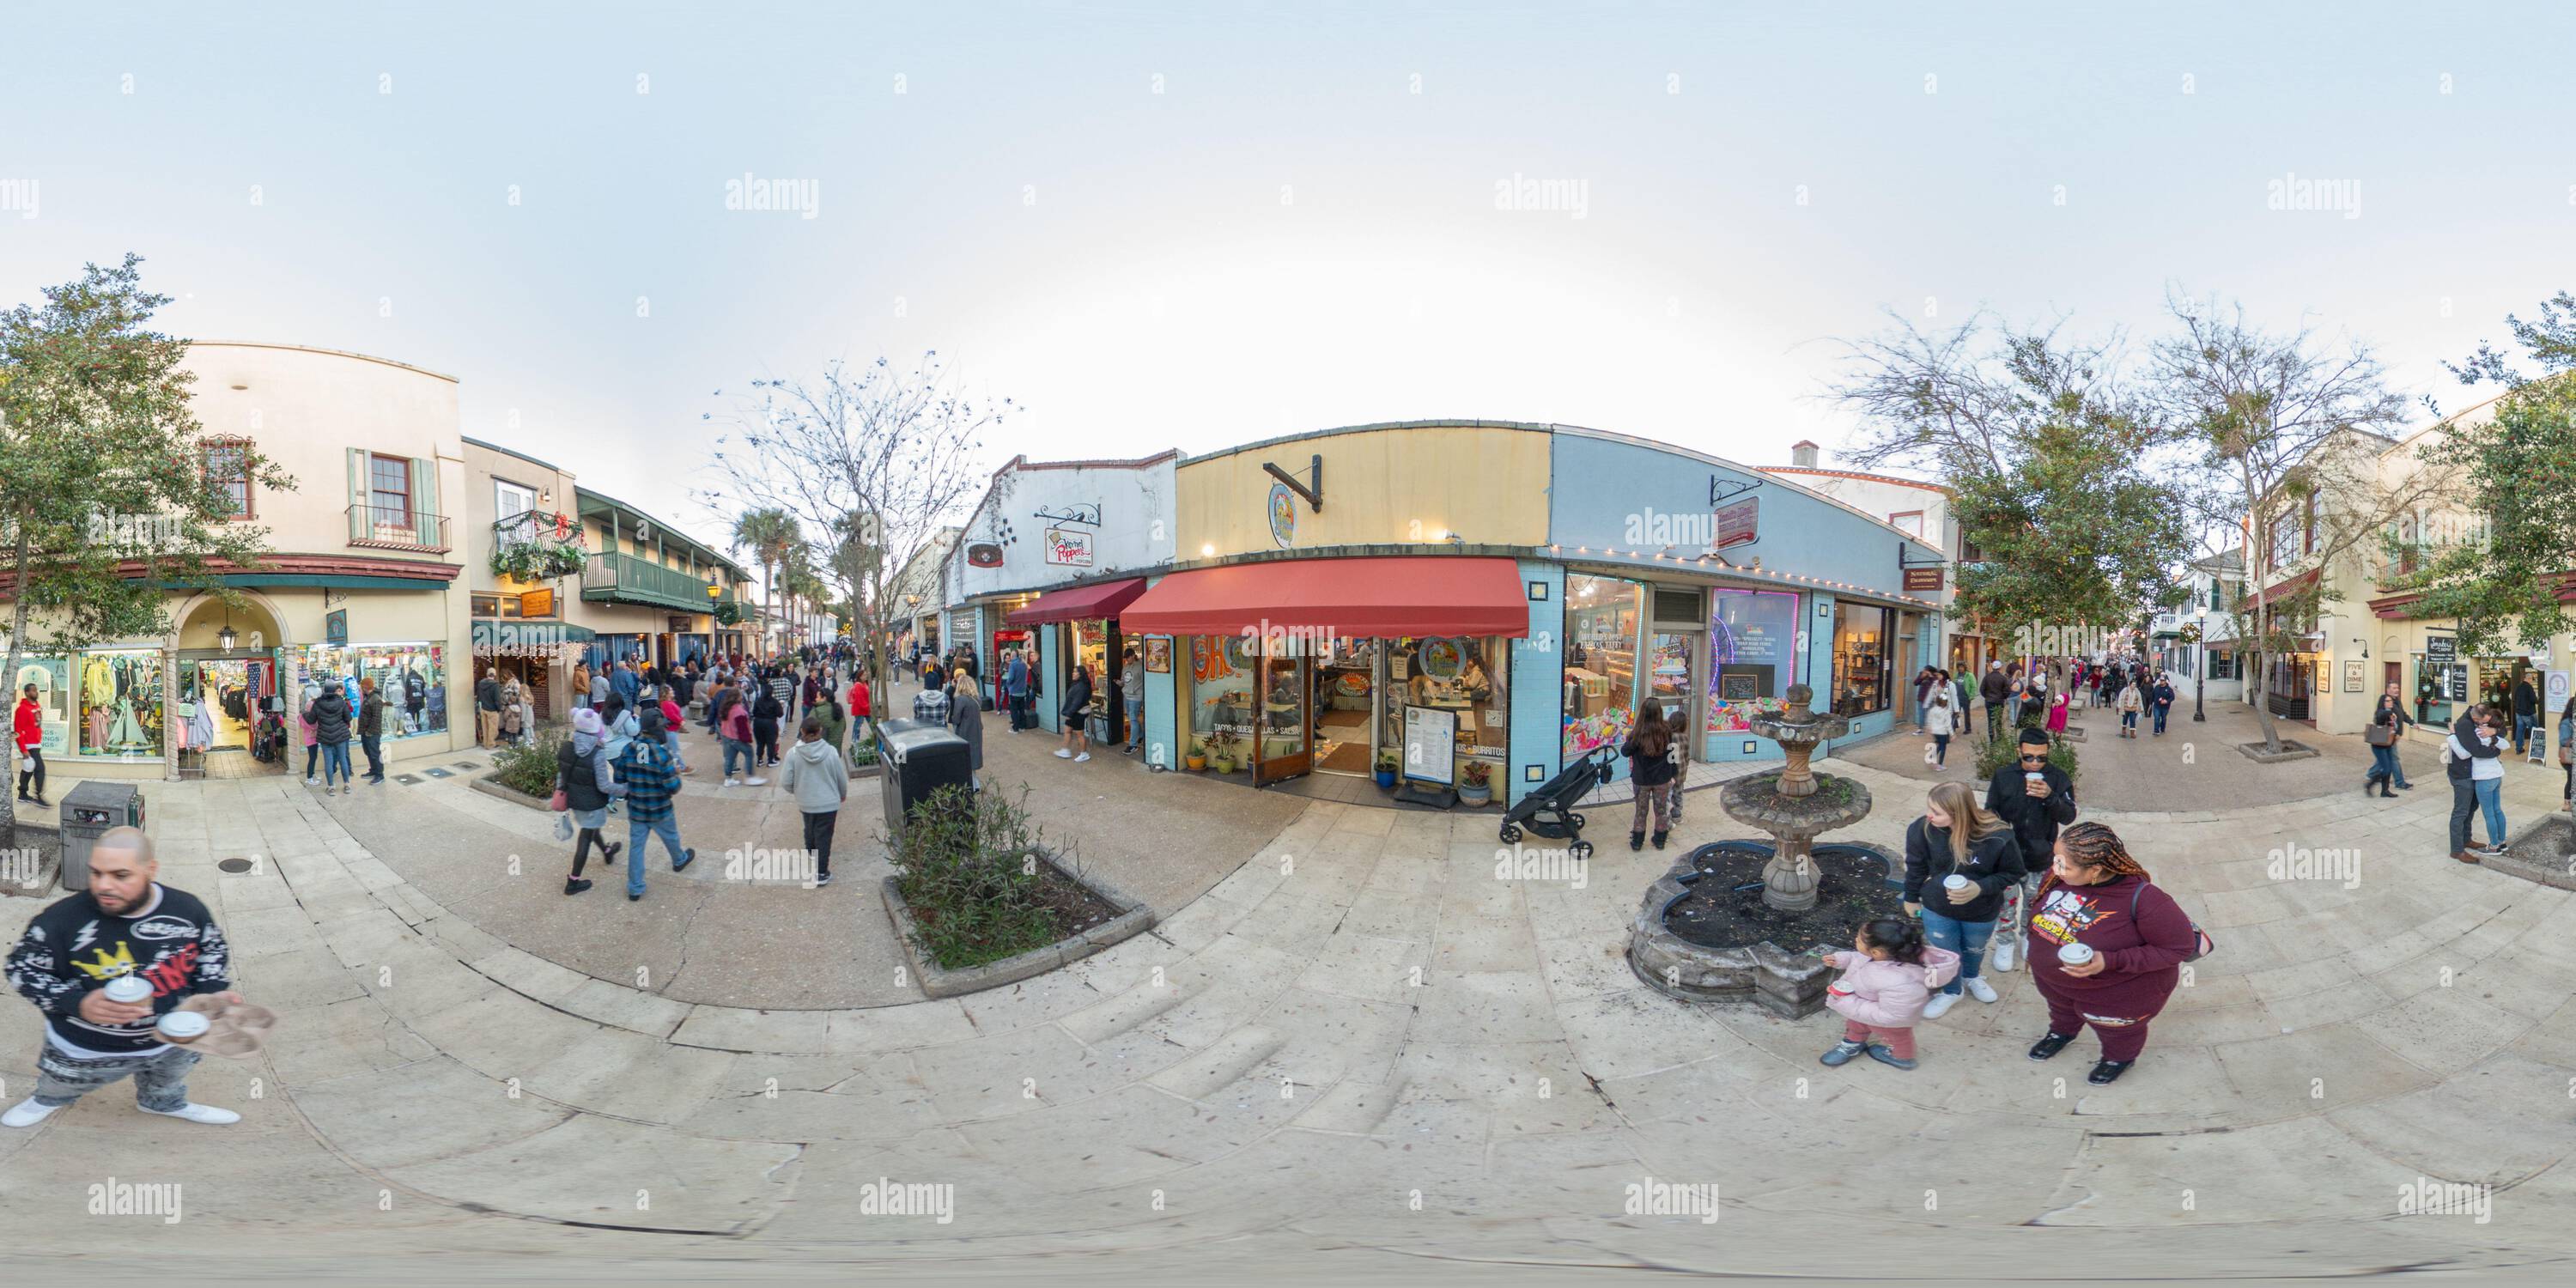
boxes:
[412,457,438,546]
[348,448,369,541]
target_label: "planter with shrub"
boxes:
[474,727,568,810]
[1375,750,1400,790]
[879,785,1155,997]
[1457,759,1493,806]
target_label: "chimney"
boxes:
[1789,440,1820,469]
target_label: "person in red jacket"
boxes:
[2022,821,2198,1085]
[13,683,47,808]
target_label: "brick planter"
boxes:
[880,853,1155,999]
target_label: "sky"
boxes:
[6,1,2573,573]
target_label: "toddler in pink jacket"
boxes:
[1818,918,1960,1070]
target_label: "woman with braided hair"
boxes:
[2022,821,2199,1085]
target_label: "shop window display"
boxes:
[1381,635,1509,781]
[1563,574,1642,761]
[1706,589,1797,737]
[1830,603,1893,718]
[78,649,165,758]
[301,642,448,738]
[1188,634,1256,767]
[10,658,72,755]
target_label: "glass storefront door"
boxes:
[1253,653,1312,784]
[1648,631,1696,767]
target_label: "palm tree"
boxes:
[731,507,800,656]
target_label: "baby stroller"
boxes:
[1499,746,1615,858]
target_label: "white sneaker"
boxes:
[3,1097,61,1128]
[744,776,768,787]
[1074,752,1091,762]
[140,1102,240,1125]
[304,776,318,786]
[1965,976,2000,1003]
[1921,992,1962,1020]
[1054,748,1072,759]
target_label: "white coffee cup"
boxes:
[2058,942,2096,966]
[101,975,150,1005]
[1943,874,1972,893]
[155,1011,210,1042]
[2025,770,2044,786]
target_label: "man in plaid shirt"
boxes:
[617,707,696,902]
[912,674,951,724]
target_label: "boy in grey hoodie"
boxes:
[779,715,850,887]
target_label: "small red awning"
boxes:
[1120,556,1528,639]
[2257,567,2320,602]
[1006,577,1150,627]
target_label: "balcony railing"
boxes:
[493,507,585,547]
[583,550,727,614]
[348,503,450,553]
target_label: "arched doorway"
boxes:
[172,592,293,779]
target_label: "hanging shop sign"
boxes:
[1710,496,1759,551]
[1044,528,1094,567]
[2425,635,2456,669]
[966,543,1005,568]
[1903,567,1944,592]
[1267,482,1297,550]
[325,609,349,646]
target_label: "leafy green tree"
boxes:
[2397,292,2576,658]
[1825,309,2189,665]
[2151,293,2426,752]
[1,255,294,833]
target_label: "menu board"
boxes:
[1402,704,1457,785]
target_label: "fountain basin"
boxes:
[1628,841,1906,1018]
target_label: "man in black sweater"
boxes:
[2511,673,2539,755]
[3,828,244,1128]
[1987,726,2079,900]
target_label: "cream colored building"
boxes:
[5,342,473,781]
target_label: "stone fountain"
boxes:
[1627,683,1896,1018]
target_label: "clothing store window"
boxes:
[76,649,164,759]
[1563,574,1643,762]
[1830,603,1893,718]
[300,642,448,738]
[203,438,253,519]
[369,455,412,526]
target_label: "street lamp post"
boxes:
[2192,605,2208,722]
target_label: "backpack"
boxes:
[2132,884,2213,963]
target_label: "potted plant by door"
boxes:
[1374,750,1400,791]
[1210,731,1240,775]
[1185,740,1208,772]
[1457,759,1492,806]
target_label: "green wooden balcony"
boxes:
[582,550,729,613]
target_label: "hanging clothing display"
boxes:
[78,651,163,756]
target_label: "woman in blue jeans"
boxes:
[1900,781,2024,1020]
[2445,705,2506,863]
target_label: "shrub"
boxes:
[490,728,565,798]
[890,785,1063,969]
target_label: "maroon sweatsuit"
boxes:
[2022,872,2196,1061]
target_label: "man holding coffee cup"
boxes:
[2,827,246,1128]
[1988,727,2078,898]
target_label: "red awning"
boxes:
[2257,567,2320,602]
[1005,577,1150,627]
[1120,556,1529,638]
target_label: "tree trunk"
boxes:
[2246,646,2283,752]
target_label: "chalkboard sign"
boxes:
[2426,636,2456,668]
[1402,704,1457,785]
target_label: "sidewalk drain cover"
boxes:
[395,775,424,785]
[451,761,480,769]
[423,768,453,779]
[217,858,256,874]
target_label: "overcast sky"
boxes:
[6,1,2570,562]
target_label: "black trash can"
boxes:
[59,781,148,891]
[877,718,974,847]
